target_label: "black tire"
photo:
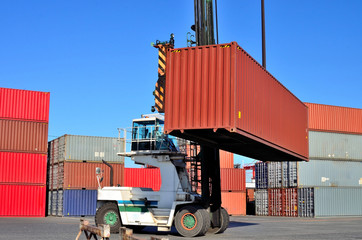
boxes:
[174,205,210,237]
[95,202,122,233]
[208,207,230,234]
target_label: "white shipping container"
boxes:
[48,135,125,163]
[298,159,362,187]
[309,131,362,161]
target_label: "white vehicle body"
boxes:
[97,150,197,231]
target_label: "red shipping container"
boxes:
[0,152,47,184]
[0,120,48,153]
[246,188,255,202]
[124,168,161,191]
[0,87,50,122]
[220,168,246,191]
[164,42,308,162]
[50,162,124,190]
[305,102,362,134]
[0,184,46,217]
[220,150,234,168]
[221,191,246,216]
[268,189,283,216]
[185,148,233,173]
[282,188,298,217]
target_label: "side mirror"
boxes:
[96,167,101,174]
[100,177,104,183]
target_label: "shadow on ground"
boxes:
[130,221,258,237]
[228,221,258,228]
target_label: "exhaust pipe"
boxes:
[102,159,114,187]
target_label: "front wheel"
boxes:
[174,205,210,237]
[95,202,122,233]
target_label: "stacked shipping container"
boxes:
[255,103,362,217]
[301,103,362,217]
[48,135,124,216]
[0,88,50,217]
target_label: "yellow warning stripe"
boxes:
[158,60,166,71]
[159,51,166,62]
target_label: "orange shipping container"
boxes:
[305,103,362,134]
[50,162,124,190]
[184,147,233,169]
[282,188,298,217]
[246,188,255,202]
[268,189,283,216]
[220,150,234,168]
[165,42,308,162]
[221,191,246,216]
[0,120,48,153]
[220,168,246,191]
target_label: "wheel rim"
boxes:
[181,213,197,230]
[104,211,118,226]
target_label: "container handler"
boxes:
[95,116,229,237]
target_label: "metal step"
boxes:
[152,208,171,224]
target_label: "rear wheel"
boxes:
[208,207,230,234]
[174,205,210,237]
[95,202,122,233]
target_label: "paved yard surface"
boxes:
[0,215,361,240]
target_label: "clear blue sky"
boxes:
[1,1,361,169]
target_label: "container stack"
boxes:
[255,103,362,217]
[299,103,362,217]
[0,87,50,217]
[255,161,298,217]
[48,135,124,217]
[220,166,246,216]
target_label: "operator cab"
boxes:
[131,115,178,152]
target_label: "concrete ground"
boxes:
[0,215,361,240]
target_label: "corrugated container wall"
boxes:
[298,188,314,217]
[298,159,362,187]
[49,162,124,190]
[268,162,282,189]
[220,168,246,191]
[219,150,234,168]
[314,187,362,217]
[255,162,268,189]
[0,120,48,153]
[282,188,298,217]
[165,42,308,162]
[0,88,50,122]
[221,191,246,216]
[309,131,362,161]
[0,184,46,217]
[255,189,268,216]
[48,135,124,163]
[305,102,362,134]
[0,152,47,184]
[62,190,97,216]
[268,189,283,216]
[124,168,161,191]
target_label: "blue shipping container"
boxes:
[63,190,97,216]
[255,162,268,189]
